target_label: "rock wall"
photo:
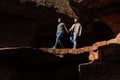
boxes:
[0,1,120,80]
[0,47,85,80]
[80,43,120,80]
[70,0,120,35]
[0,0,119,48]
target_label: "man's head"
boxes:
[74,18,79,23]
[58,17,62,23]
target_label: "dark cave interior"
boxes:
[0,0,120,80]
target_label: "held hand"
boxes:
[69,29,71,32]
[68,29,72,33]
[68,31,70,33]
[78,34,81,36]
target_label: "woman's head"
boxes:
[58,17,63,23]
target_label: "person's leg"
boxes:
[73,32,77,49]
[58,32,64,48]
[53,32,63,48]
[59,40,64,48]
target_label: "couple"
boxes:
[53,17,82,49]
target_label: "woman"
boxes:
[53,18,68,49]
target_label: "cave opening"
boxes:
[77,21,115,47]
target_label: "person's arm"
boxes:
[63,23,69,33]
[69,24,74,32]
[78,24,82,36]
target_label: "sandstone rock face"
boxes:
[70,0,120,35]
[0,48,80,80]
[20,0,120,32]
[0,1,120,80]
[20,0,78,18]
[0,0,119,48]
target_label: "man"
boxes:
[53,18,68,49]
[69,18,82,49]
